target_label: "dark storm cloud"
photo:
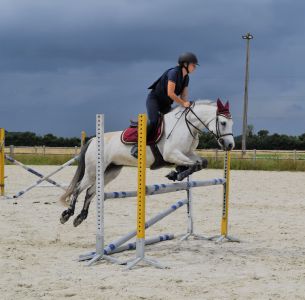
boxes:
[0,0,304,136]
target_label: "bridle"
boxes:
[184,102,233,142]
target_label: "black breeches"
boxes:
[146,92,171,140]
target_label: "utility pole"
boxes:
[242,32,253,154]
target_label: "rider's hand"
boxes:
[183,101,191,108]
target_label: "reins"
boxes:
[167,101,233,142]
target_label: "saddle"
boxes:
[120,116,170,170]
[120,116,164,145]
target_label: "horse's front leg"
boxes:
[175,158,208,181]
[164,150,197,181]
[187,153,208,171]
[165,151,208,182]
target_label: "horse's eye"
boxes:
[221,121,226,126]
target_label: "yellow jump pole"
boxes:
[0,128,5,196]
[209,151,240,243]
[126,114,165,270]
[221,150,231,235]
[137,114,147,240]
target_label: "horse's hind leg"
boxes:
[73,164,123,227]
[73,184,95,227]
[60,188,81,224]
[104,164,123,185]
[60,177,91,224]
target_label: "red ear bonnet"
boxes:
[216,98,231,117]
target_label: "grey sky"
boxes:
[0,0,304,137]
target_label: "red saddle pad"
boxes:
[121,117,164,145]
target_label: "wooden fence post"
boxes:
[0,129,5,196]
[10,145,14,157]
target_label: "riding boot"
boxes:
[146,121,156,142]
[130,122,156,159]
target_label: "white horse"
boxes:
[59,99,235,226]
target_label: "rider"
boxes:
[131,52,199,158]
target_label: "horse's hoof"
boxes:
[177,173,187,181]
[73,210,88,227]
[60,209,72,224]
[165,170,178,181]
[73,216,83,227]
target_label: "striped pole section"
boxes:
[106,198,186,255]
[0,128,4,196]
[79,198,187,261]
[79,234,174,260]
[104,178,225,200]
[4,155,78,200]
[112,234,174,254]
[5,154,66,190]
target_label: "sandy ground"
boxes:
[1,165,305,300]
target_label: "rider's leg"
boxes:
[146,93,160,141]
[131,93,160,158]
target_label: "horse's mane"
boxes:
[170,99,216,114]
[194,99,217,106]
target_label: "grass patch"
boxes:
[206,157,305,171]
[5,154,78,165]
[5,154,305,171]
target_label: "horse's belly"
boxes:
[105,133,155,167]
[111,146,155,168]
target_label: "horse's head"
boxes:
[213,99,235,151]
[185,99,235,151]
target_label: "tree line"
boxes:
[4,131,84,147]
[198,127,305,150]
[3,127,305,150]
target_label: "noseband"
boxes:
[184,102,233,141]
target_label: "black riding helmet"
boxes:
[178,52,199,73]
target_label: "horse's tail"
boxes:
[59,139,92,207]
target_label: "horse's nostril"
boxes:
[228,143,232,149]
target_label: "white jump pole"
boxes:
[180,174,210,240]
[87,114,122,266]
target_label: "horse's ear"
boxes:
[217,99,231,117]
[217,98,224,111]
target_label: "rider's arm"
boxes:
[168,81,190,107]
[181,86,188,101]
